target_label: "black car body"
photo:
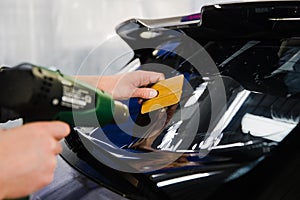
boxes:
[61,1,300,200]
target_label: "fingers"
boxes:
[132,88,158,99]
[48,121,70,140]
[15,121,68,155]
[130,71,164,100]
[24,121,70,141]
[132,71,164,99]
[135,71,165,87]
[51,139,63,155]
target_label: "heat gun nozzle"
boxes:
[112,101,129,124]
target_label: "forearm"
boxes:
[75,71,164,100]
[75,75,118,96]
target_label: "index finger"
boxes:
[136,71,165,86]
[25,121,71,140]
[47,121,71,140]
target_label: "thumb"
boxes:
[24,121,70,140]
[49,121,71,140]
[132,88,158,99]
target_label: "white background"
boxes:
[0,0,249,74]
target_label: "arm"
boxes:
[76,70,165,100]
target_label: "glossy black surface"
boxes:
[62,1,300,200]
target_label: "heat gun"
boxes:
[0,63,129,127]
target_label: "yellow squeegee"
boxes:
[141,75,184,114]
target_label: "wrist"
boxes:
[97,75,117,96]
[75,75,115,94]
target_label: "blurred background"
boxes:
[0,0,238,75]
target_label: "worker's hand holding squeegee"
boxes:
[0,63,182,127]
[0,64,167,127]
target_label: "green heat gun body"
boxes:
[0,63,129,127]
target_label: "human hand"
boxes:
[0,121,70,199]
[76,70,165,100]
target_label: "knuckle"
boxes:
[42,173,54,186]
[38,161,56,186]
[56,143,63,154]
[159,72,165,79]
[44,138,55,152]
[49,157,57,170]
